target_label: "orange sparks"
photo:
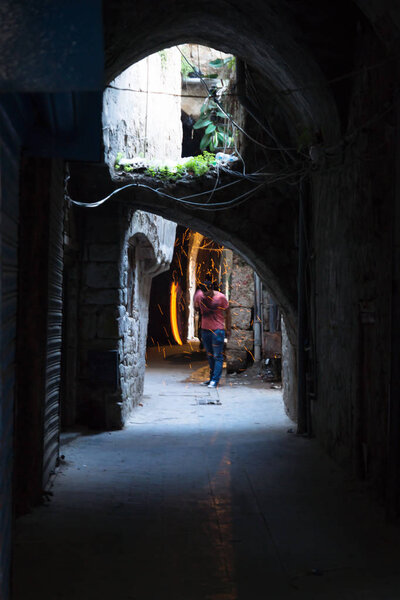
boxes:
[177,255,183,276]
[170,281,183,346]
[157,304,164,315]
[163,347,166,359]
[244,346,255,361]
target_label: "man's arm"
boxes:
[225,306,231,338]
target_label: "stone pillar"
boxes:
[281,318,297,420]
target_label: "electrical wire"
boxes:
[177,46,278,152]
[66,159,310,214]
[178,46,399,167]
[67,176,267,212]
[244,66,296,163]
[106,83,220,100]
[65,164,267,209]
[76,48,395,214]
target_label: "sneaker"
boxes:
[201,380,211,386]
[208,381,218,389]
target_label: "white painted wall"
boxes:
[103,48,182,167]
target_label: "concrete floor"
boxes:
[13,344,400,599]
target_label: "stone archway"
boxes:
[69,0,399,500]
[73,201,176,428]
[118,211,177,422]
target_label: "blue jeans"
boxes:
[201,328,225,384]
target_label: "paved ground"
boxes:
[13,344,400,599]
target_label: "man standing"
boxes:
[194,280,231,388]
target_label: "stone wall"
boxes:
[281,319,297,420]
[103,47,182,167]
[311,23,394,487]
[76,205,121,428]
[226,254,255,372]
[118,209,176,423]
[181,44,234,120]
[75,48,181,428]
[76,204,176,428]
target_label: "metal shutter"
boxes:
[43,162,64,487]
[0,104,21,600]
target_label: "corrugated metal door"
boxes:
[43,162,64,487]
[0,104,21,600]
[14,157,64,516]
[43,162,64,486]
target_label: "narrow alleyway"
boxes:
[13,344,400,600]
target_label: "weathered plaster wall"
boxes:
[103,47,182,167]
[181,44,233,119]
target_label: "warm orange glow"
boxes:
[170,281,183,346]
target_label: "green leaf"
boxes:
[200,133,212,150]
[205,123,216,134]
[193,117,212,129]
[209,58,225,68]
[217,132,227,145]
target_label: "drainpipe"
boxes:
[253,273,262,361]
[297,179,308,435]
[259,280,265,357]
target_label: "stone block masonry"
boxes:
[74,45,182,429]
[226,254,255,371]
[76,202,176,429]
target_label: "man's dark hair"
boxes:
[200,279,219,292]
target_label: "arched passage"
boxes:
[66,0,399,500]
[4,4,400,600]
[70,7,349,434]
[70,164,299,344]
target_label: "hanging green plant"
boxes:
[194,99,233,152]
[193,56,235,152]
